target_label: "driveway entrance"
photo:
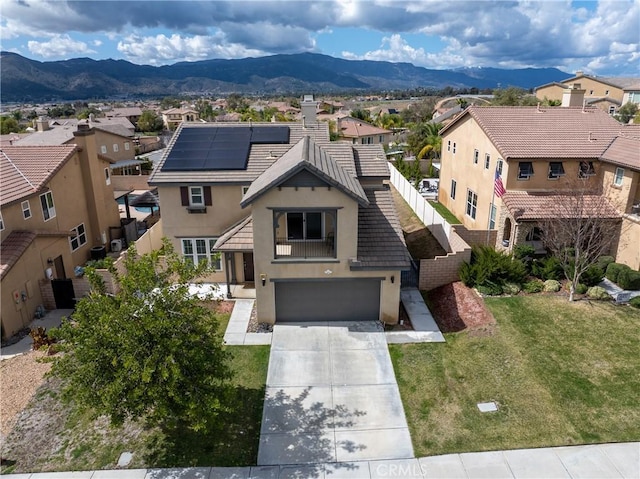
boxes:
[258,321,414,465]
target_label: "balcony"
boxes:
[275,236,335,259]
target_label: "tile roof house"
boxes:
[161,108,200,130]
[438,105,639,268]
[337,117,393,146]
[149,107,410,325]
[0,125,122,338]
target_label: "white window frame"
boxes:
[452,142,457,154]
[450,179,457,200]
[518,162,534,180]
[113,143,119,152]
[189,186,204,206]
[447,140,451,152]
[489,203,497,229]
[608,105,616,115]
[124,141,130,151]
[105,167,111,185]
[0,212,4,231]
[497,159,503,175]
[21,200,32,219]
[466,189,478,220]
[69,223,87,251]
[181,238,222,270]
[473,149,479,165]
[40,191,56,221]
[484,153,490,170]
[241,186,250,196]
[100,145,107,154]
[614,167,624,186]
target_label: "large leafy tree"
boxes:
[615,102,639,124]
[137,110,164,132]
[50,240,232,431]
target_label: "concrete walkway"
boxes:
[387,288,445,344]
[4,442,638,478]
[258,321,414,465]
[0,309,72,361]
[222,299,271,346]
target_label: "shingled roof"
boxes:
[0,145,77,206]
[600,136,640,171]
[353,187,411,271]
[440,106,623,160]
[502,191,620,221]
[213,216,253,252]
[240,136,369,208]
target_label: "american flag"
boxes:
[494,168,506,198]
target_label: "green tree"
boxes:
[160,97,182,110]
[492,87,537,106]
[195,99,216,121]
[226,94,248,112]
[0,116,21,134]
[615,102,639,124]
[137,110,164,132]
[407,122,442,159]
[350,108,372,123]
[50,240,232,431]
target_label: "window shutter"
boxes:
[204,186,212,206]
[180,187,189,206]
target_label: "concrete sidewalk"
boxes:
[0,309,72,361]
[3,442,638,478]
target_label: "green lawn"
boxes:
[428,201,461,224]
[1,309,270,473]
[390,296,640,457]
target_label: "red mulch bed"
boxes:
[426,282,496,333]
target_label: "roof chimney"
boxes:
[575,70,584,77]
[35,116,49,132]
[300,94,317,125]
[561,85,585,107]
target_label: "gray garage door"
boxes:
[275,279,381,322]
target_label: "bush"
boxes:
[476,281,503,296]
[543,280,561,292]
[596,256,615,271]
[580,265,604,287]
[513,244,535,260]
[575,283,588,295]
[458,261,474,287]
[459,246,527,289]
[502,282,522,295]
[587,286,611,301]
[605,262,626,283]
[85,257,114,269]
[531,256,563,281]
[629,296,640,308]
[523,279,544,293]
[617,267,640,291]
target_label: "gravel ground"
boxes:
[0,351,51,441]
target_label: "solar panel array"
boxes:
[161,126,290,171]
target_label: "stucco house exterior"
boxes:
[337,117,393,146]
[162,108,200,130]
[437,105,639,269]
[149,106,410,325]
[0,125,122,338]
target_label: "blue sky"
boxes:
[1,0,638,76]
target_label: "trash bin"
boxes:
[90,246,106,260]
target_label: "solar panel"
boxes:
[161,125,291,171]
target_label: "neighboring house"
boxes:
[437,105,639,268]
[0,124,122,338]
[162,108,200,130]
[535,71,640,114]
[337,116,393,145]
[149,104,410,325]
[622,84,640,105]
[105,107,143,126]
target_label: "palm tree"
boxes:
[416,122,442,178]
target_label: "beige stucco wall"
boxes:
[536,77,625,103]
[250,185,400,324]
[602,163,639,213]
[616,216,640,270]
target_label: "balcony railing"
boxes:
[275,236,336,259]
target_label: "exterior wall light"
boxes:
[260,273,267,287]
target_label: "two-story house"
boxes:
[437,105,639,268]
[149,109,410,325]
[162,108,200,130]
[0,124,122,338]
[337,117,393,146]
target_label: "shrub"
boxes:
[513,244,536,260]
[29,327,54,350]
[531,256,563,281]
[605,262,626,283]
[586,286,611,301]
[502,282,522,295]
[85,257,114,270]
[458,262,474,287]
[476,281,503,296]
[617,267,640,291]
[459,246,527,289]
[630,296,640,308]
[575,283,588,295]
[580,265,604,287]
[523,279,544,293]
[543,280,561,292]
[596,256,615,271]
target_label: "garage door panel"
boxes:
[276,279,380,322]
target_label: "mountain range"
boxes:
[0,51,572,102]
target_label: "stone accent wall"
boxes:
[38,279,56,311]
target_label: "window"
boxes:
[548,162,565,179]
[489,203,497,229]
[113,143,119,152]
[605,90,610,96]
[447,140,451,152]
[466,189,478,220]
[287,212,323,240]
[589,90,594,95]
[181,238,222,270]
[452,142,457,154]
[379,135,383,143]
[100,145,107,154]
[526,227,543,241]
[484,153,490,170]
[518,162,534,180]
[105,168,111,185]
[124,142,130,151]
[40,191,56,221]
[578,161,596,178]
[614,167,624,186]
[450,179,457,200]
[69,223,87,251]
[608,105,616,115]
[21,200,32,219]
[189,186,204,206]
[473,149,479,165]
[497,159,503,175]
[0,212,4,231]
[241,186,250,196]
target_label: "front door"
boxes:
[51,279,76,309]
[243,253,254,282]
[53,255,66,279]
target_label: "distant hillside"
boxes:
[0,51,572,102]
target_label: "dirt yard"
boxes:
[425,282,496,333]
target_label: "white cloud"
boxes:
[27,34,96,58]
[92,40,103,47]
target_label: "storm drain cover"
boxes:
[477,401,498,412]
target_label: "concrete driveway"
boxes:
[258,321,414,466]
